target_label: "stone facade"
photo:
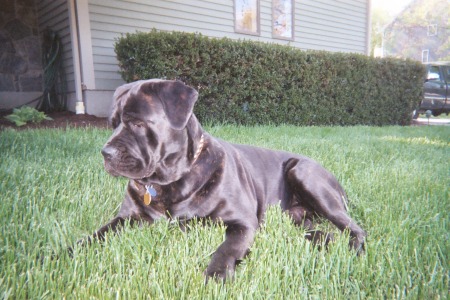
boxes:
[0,0,43,94]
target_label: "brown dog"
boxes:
[76,79,366,281]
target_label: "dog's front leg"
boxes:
[68,216,136,255]
[205,223,256,282]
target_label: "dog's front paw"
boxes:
[204,258,236,283]
[349,235,366,255]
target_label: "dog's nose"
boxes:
[101,145,118,160]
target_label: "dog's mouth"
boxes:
[103,162,121,177]
[103,157,153,180]
[137,169,154,180]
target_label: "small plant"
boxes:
[5,106,53,126]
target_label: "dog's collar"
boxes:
[135,134,204,206]
[193,134,205,163]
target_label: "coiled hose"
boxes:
[1,29,67,113]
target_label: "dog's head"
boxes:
[101,79,198,183]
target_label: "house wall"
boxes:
[88,0,370,91]
[296,0,369,52]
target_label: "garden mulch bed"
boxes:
[0,110,438,130]
[0,111,110,131]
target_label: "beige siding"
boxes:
[37,0,75,93]
[88,0,369,90]
[296,0,367,52]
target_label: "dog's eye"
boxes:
[131,121,144,128]
[122,115,145,129]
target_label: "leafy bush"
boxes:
[5,106,53,126]
[115,30,425,126]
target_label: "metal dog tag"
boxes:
[143,185,157,206]
[143,192,151,205]
[147,185,157,197]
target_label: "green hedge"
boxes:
[115,30,425,126]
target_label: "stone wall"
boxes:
[0,0,43,100]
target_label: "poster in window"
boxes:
[273,0,294,39]
[235,0,260,35]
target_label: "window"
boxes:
[427,66,440,81]
[272,0,294,40]
[422,50,429,63]
[234,0,260,35]
[427,24,437,36]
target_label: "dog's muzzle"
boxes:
[101,144,148,179]
[101,145,121,176]
[101,145,119,161]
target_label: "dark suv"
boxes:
[413,61,450,119]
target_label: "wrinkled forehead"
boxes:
[122,80,163,116]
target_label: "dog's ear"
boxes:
[110,82,136,129]
[141,80,198,130]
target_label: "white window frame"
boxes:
[427,24,437,36]
[422,50,429,63]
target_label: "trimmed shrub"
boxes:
[115,30,425,126]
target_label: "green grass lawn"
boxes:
[0,125,448,299]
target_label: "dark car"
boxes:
[413,61,450,119]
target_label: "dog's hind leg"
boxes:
[285,157,366,254]
[287,204,335,248]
